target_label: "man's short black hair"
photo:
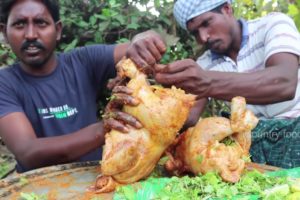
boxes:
[0,0,60,24]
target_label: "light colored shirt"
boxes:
[196,12,300,119]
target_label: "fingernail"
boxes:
[123,127,129,133]
[136,122,143,129]
[131,98,140,106]
[155,64,166,72]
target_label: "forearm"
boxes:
[19,122,105,169]
[205,65,298,104]
[114,43,129,64]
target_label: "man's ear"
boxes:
[222,3,234,16]
[0,23,8,43]
[55,20,63,41]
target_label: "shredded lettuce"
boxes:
[114,170,288,200]
[20,192,47,200]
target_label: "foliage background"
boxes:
[0,0,300,115]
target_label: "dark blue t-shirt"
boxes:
[0,45,116,172]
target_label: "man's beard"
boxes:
[20,40,52,69]
[21,51,54,70]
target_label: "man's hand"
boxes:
[126,30,167,68]
[103,84,142,133]
[153,59,211,99]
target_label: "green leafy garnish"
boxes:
[20,192,47,200]
[242,155,252,162]
[196,155,203,164]
[221,137,236,146]
[19,177,29,186]
[114,170,288,200]
[106,94,117,102]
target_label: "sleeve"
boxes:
[0,75,23,118]
[67,44,117,91]
[264,13,300,64]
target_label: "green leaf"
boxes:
[94,14,108,21]
[116,38,130,44]
[77,20,89,28]
[110,10,119,17]
[20,192,46,200]
[94,32,103,43]
[130,16,139,24]
[102,9,111,17]
[154,0,160,8]
[20,177,29,186]
[89,15,97,26]
[196,155,203,164]
[288,4,299,16]
[158,156,169,165]
[126,23,140,30]
[64,39,78,52]
[114,15,126,25]
[98,21,110,32]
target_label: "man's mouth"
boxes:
[24,46,41,55]
[208,41,219,50]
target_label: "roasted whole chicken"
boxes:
[90,58,196,193]
[165,96,259,183]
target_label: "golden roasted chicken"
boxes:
[90,58,196,193]
[165,96,259,183]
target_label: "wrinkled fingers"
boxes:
[107,76,126,90]
[114,111,142,129]
[103,118,129,133]
[110,93,140,106]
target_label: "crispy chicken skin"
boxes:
[165,97,259,183]
[90,59,196,193]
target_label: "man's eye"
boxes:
[203,21,209,27]
[13,21,25,28]
[37,21,47,26]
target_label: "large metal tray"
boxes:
[0,161,113,200]
[0,161,281,200]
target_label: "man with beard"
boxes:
[148,0,300,168]
[0,0,166,172]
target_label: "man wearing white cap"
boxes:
[152,0,300,168]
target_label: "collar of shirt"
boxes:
[211,18,249,61]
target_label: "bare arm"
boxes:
[206,53,299,104]
[0,112,105,170]
[154,52,299,105]
[114,43,129,64]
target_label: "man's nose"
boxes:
[25,24,37,40]
[199,30,210,44]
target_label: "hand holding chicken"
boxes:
[90,58,196,193]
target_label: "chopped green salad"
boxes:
[114,170,300,200]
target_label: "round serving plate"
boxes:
[0,161,113,200]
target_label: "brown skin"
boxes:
[0,0,166,170]
[153,3,298,127]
